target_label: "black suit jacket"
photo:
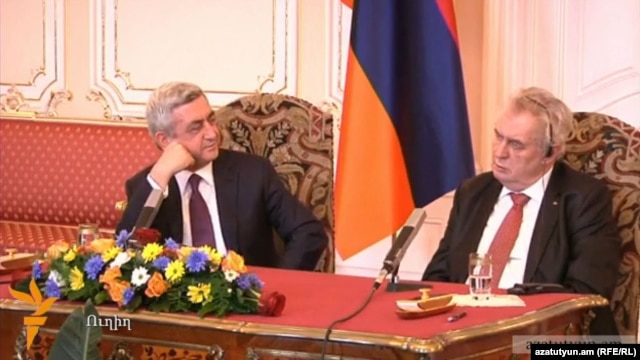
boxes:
[116,149,328,271]
[422,162,622,334]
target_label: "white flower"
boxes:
[48,270,66,286]
[224,269,239,282]
[130,267,150,287]
[110,251,131,268]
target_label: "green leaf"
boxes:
[48,299,103,360]
[12,278,31,294]
[125,295,142,312]
[93,290,109,305]
[197,302,218,318]
[147,296,171,313]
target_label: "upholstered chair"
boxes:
[214,94,335,273]
[563,112,640,338]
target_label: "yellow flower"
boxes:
[200,245,222,265]
[69,267,85,291]
[102,246,121,262]
[187,283,212,304]
[63,247,77,262]
[177,247,193,260]
[165,260,185,283]
[141,243,164,263]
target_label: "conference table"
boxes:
[0,267,607,360]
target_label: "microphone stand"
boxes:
[385,233,432,293]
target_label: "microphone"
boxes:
[134,188,164,229]
[319,209,427,359]
[373,208,427,289]
[123,188,164,249]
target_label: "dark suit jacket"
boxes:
[116,149,328,271]
[422,162,622,334]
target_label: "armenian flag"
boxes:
[335,0,475,259]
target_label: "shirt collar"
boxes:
[498,166,554,204]
[175,162,214,195]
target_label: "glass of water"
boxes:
[468,253,492,300]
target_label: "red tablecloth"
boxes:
[0,267,583,340]
[224,267,581,339]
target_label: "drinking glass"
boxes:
[468,253,492,300]
[78,223,100,245]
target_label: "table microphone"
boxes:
[320,208,427,359]
[134,188,164,229]
[123,188,164,249]
[373,208,427,290]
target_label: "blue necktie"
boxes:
[188,174,215,248]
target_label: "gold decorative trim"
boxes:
[86,89,113,119]
[319,100,342,130]
[326,0,351,104]
[106,342,134,360]
[13,326,33,360]
[1,86,30,113]
[337,1,345,95]
[581,309,596,335]
[36,327,225,359]
[114,68,134,90]
[0,115,147,128]
[0,86,72,118]
[247,348,367,360]
[257,0,289,94]
[0,295,608,355]
[45,89,73,117]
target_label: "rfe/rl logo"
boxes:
[9,278,58,349]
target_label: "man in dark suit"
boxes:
[422,87,622,335]
[117,82,328,271]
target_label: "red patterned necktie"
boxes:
[188,174,216,248]
[487,193,530,283]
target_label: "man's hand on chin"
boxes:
[149,142,195,189]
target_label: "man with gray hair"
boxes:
[116,82,328,271]
[422,87,621,335]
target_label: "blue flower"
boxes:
[44,279,61,298]
[153,256,171,271]
[122,288,135,306]
[84,255,105,280]
[237,273,264,291]
[164,238,179,250]
[32,261,43,280]
[186,251,208,273]
[116,229,130,248]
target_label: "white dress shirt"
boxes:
[473,167,553,289]
[147,162,227,253]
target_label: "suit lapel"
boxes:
[451,179,502,282]
[213,151,239,251]
[523,163,563,281]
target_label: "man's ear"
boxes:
[153,132,170,151]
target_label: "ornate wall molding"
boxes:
[562,0,640,122]
[0,0,68,115]
[325,0,351,108]
[88,0,298,119]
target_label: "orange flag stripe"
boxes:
[335,49,414,259]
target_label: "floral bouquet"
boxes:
[16,229,285,318]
